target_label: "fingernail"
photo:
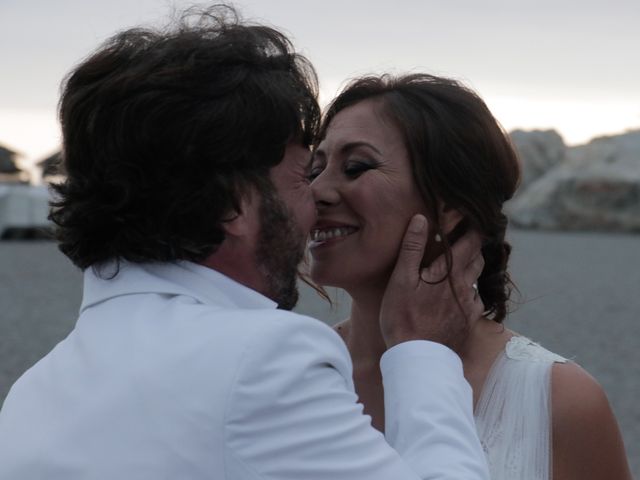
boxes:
[409,215,426,233]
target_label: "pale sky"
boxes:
[1,0,639,166]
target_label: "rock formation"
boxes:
[510,129,567,190]
[507,130,640,232]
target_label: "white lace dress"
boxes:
[474,336,568,480]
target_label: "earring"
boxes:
[434,233,442,243]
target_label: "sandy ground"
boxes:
[1,228,638,475]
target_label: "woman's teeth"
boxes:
[311,227,357,241]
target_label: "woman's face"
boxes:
[309,98,427,291]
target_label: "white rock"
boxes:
[507,130,640,232]
[510,129,567,191]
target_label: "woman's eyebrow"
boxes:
[313,140,382,160]
[340,141,382,155]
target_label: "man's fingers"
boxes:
[463,255,485,287]
[420,230,483,283]
[450,231,483,274]
[419,233,485,307]
[420,258,448,284]
[390,214,429,283]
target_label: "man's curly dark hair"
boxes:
[49,5,320,271]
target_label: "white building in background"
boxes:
[0,144,58,239]
[0,184,51,239]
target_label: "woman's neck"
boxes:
[342,281,509,366]
[341,281,514,413]
[344,283,388,365]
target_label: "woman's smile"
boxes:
[309,224,359,248]
[308,98,426,289]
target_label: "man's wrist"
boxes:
[381,340,463,374]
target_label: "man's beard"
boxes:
[255,188,306,310]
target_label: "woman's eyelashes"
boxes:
[308,158,379,182]
[344,159,377,178]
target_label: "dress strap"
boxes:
[474,336,566,480]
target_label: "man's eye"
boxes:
[307,166,323,182]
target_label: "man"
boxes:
[0,6,489,479]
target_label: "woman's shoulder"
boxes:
[551,361,610,430]
[551,362,632,479]
[496,334,625,452]
[552,361,605,408]
[551,361,616,434]
[499,335,611,425]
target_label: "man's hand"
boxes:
[380,214,485,353]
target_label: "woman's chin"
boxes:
[310,264,392,294]
[309,269,346,290]
[310,276,342,290]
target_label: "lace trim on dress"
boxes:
[505,336,568,364]
[474,336,567,480]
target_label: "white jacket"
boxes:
[0,261,488,479]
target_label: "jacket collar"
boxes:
[80,260,278,312]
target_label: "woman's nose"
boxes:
[311,170,341,207]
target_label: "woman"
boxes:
[307,74,632,480]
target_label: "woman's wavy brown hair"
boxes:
[318,74,521,322]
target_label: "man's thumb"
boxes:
[392,214,429,281]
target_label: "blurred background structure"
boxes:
[1,0,639,475]
[1,0,639,167]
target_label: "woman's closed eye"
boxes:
[307,158,379,182]
[344,160,378,178]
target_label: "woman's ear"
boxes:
[438,202,464,236]
[420,202,466,268]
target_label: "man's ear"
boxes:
[201,186,263,289]
[222,188,259,238]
